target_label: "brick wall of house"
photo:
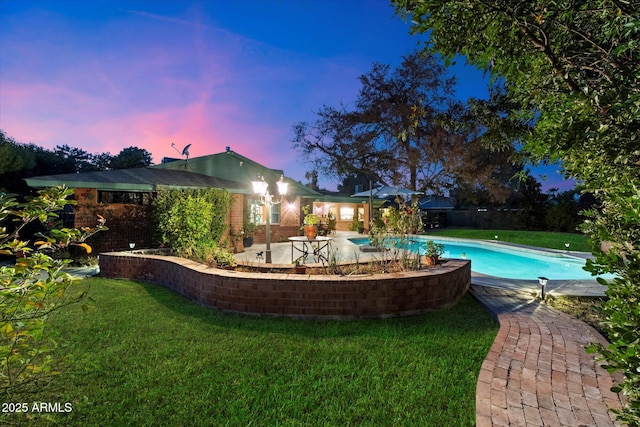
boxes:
[229,194,244,253]
[74,188,154,253]
[73,188,305,254]
[99,252,471,319]
[252,197,302,243]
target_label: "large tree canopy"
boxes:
[393,1,639,422]
[109,146,153,169]
[292,51,523,202]
[0,130,155,195]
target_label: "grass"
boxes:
[4,278,498,426]
[423,229,592,252]
[546,295,607,336]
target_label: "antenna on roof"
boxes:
[171,142,192,160]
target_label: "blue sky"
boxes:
[0,0,572,192]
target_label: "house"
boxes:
[24,149,371,254]
[418,195,454,229]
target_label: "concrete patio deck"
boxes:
[234,231,609,297]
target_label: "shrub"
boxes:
[369,199,423,270]
[151,188,235,266]
[190,241,236,268]
[152,188,231,250]
[0,186,106,397]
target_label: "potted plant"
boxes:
[326,210,337,234]
[423,240,444,267]
[350,216,360,232]
[302,205,320,240]
[242,210,257,247]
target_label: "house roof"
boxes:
[25,149,323,197]
[153,150,283,182]
[25,168,250,193]
[153,149,322,197]
[418,195,454,210]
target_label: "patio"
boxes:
[234,230,608,297]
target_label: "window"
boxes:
[98,191,151,205]
[339,207,354,221]
[248,199,281,224]
[270,203,281,224]
[248,199,262,224]
[61,204,75,227]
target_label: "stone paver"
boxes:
[470,285,625,426]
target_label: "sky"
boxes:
[0,0,573,192]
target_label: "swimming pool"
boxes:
[349,236,611,281]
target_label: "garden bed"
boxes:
[99,251,471,319]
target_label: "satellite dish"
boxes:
[170,142,192,160]
[182,144,192,158]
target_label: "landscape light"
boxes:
[538,276,548,300]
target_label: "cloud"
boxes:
[0,2,423,188]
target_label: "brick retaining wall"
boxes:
[99,253,471,319]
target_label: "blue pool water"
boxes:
[349,237,612,281]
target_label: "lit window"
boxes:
[248,199,281,224]
[340,207,354,221]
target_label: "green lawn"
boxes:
[424,229,592,252]
[4,278,497,427]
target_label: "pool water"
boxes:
[349,237,612,281]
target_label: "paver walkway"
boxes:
[470,285,625,426]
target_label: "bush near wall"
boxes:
[151,188,232,255]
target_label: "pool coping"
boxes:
[347,234,609,297]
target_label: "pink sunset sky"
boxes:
[0,0,573,192]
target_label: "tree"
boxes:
[292,51,523,201]
[507,171,548,230]
[304,170,320,191]
[450,83,538,206]
[54,144,102,173]
[545,188,583,232]
[0,131,36,177]
[110,147,152,169]
[92,152,114,171]
[293,51,456,191]
[337,172,373,195]
[0,132,117,195]
[393,1,639,422]
[0,132,68,195]
[1,186,107,398]
[2,132,154,195]
[0,131,36,195]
